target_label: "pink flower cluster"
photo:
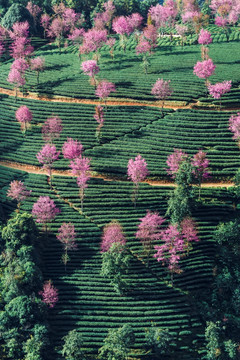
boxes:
[62,138,83,160]
[80,29,107,54]
[191,150,211,180]
[154,219,199,273]
[193,59,216,79]
[42,116,63,143]
[32,196,60,224]
[229,113,240,141]
[68,28,85,45]
[136,40,151,54]
[208,80,232,99]
[175,24,188,37]
[166,149,188,178]
[154,224,186,273]
[57,222,77,251]
[39,280,59,308]
[127,154,149,184]
[151,79,173,101]
[7,180,31,204]
[31,57,45,71]
[81,60,100,77]
[182,10,201,23]
[198,29,212,45]
[166,149,211,181]
[112,16,133,35]
[136,210,165,247]
[210,0,240,26]
[101,220,126,252]
[15,106,32,125]
[149,2,178,29]
[36,144,60,176]
[95,80,116,100]
[70,156,91,198]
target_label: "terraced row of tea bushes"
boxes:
[0,41,239,104]
[85,108,240,178]
[0,95,172,167]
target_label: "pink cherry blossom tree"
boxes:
[136,210,165,264]
[94,1,115,31]
[127,13,143,35]
[81,28,107,60]
[229,113,240,148]
[210,0,240,41]
[136,40,151,74]
[198,28,212,60]
[127,154,149,206]
[15,105,33,132]
[149,1,178,35]
[198,28,212,45]
[9,21,29,39]
[193,59,216,87]
[154,224,186,284]
[57,222,77,270]
[81,60,99,87]
[36,144,60,186]
[94,105,105,142]
[42,116,63,144]
[191,150,211,198]
[39,280,58,308]
[41,13,51,38]
[112,16,133,51]
[180,217,199,254]
[143,25,158,50]
[151,78,173,112]
[32,196,60,231]
[7,58,29,98]
[30,57,45,85]
[62,138,83,160]
[47,17,67,49]
[7,68,25,100]
[166,148,189,178]
[208,80,232,107]
[10,37,34,59]
[95,80,116,109]
[100,220,126,252]
[7,180,31,210]
[63,8,79,32]
[70,156,91,212]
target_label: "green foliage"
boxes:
[145,325,174,355]
[204,322,238,360]
[1,3,34,31]
[62,329,85,360]
[214,220,240,256]
[205,321,221,360]
[2,212,38,252]
[166,161,195,223]
[98,324,135,360]
[101,242,131,294]
[22,324,49,360]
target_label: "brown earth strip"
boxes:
[0,160,234,188]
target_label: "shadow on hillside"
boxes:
[45,63,70,71]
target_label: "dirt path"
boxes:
[1,87,239,112]
[0,160,234,188]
